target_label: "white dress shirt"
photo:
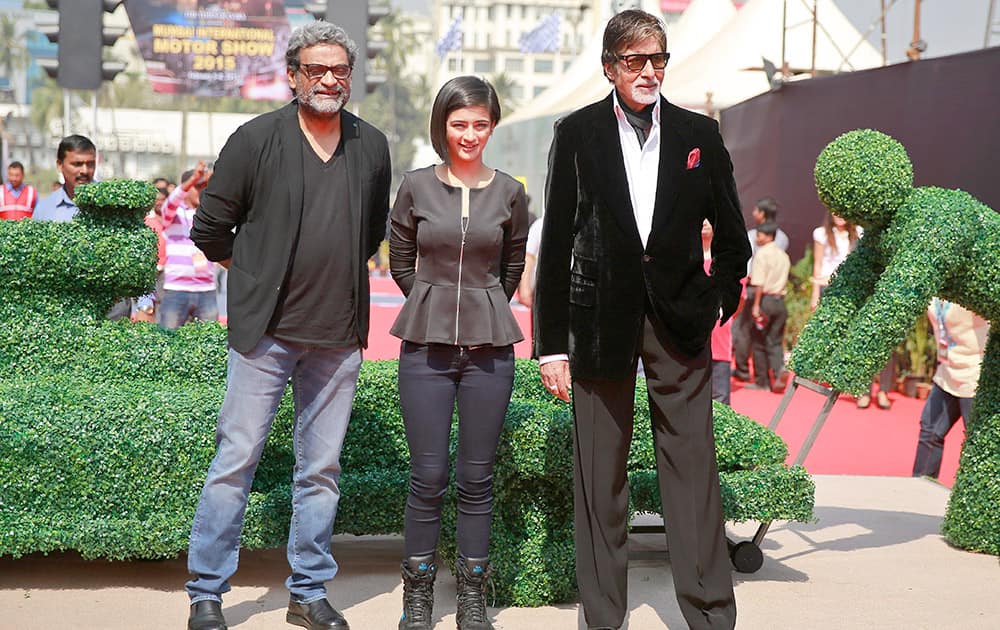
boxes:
[613,90,661,248]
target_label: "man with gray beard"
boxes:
[184,21,391,630]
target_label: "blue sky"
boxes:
[836,0,993,63]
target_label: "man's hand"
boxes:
[540,360,571,402]
[185,160,213,191]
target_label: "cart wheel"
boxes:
[729,540,763,573]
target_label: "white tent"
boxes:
[663,0,883,110]
[668,0,740,61]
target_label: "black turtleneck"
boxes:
[616,92,655,146]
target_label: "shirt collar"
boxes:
[55,186,76,207]
[5,182,24,195]
[612,90,661,130]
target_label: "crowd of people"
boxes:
[1,10,987,630]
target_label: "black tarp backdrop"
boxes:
[720,46,1000,261]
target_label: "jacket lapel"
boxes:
[590,93,642,245]
[278,103,305,233]
[341,110,363,282]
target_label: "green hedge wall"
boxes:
[791,129,1000,555]
[1,357,814,605]
[0,180,816,607]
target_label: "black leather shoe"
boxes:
[287,598,349,629]
[188,600,227,630]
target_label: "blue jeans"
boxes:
[711,359,731,405]
[159,289,218,330]
[186,335,362,604]
[912,383,972,478]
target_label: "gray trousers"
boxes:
[571,315,736,630]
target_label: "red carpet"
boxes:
[728,382,963,487]
[367,276,964,487]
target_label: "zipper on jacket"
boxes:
[455,185,470,344]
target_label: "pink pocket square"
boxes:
[686,147,701,170]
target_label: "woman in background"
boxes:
[389,76,528,630]
[810,210,861,310]
[811,211,891,408]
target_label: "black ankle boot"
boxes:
[455,557,493,630]
[399,553,437,630]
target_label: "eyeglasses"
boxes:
[297,63,352,80]
[617,52,670,72]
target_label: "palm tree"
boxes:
[363,11,433,183]
[0,14,27,83]
[29,77,63,135]
[373,11,419,83]
[489,72,520,114]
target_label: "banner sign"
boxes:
[125,1,299,100]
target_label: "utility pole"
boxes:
[906,0,926,61]
[880,0,888,65]
[810,0,818,77]
[781,0,787,73]
[987,0,999,47]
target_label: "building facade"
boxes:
[431,1,603,103]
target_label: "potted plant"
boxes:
[898,316,936,397]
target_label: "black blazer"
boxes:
[191,102,391,354]
[533,93,750,379]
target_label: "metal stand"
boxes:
[631,375,840,573]
[728,375,840,573]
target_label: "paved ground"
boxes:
[1,475,998,629]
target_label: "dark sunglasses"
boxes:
[298,63,352,80]
[617,52,670,72]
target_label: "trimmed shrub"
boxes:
[792,129,1000,555]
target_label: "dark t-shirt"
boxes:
[267,136,356,347]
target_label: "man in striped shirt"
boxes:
[159,161,218,330]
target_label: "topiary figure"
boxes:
[0,179,234,558]
[0,180,158,322]
[791,129,1000,554]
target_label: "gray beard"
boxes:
[298,83,350,116]
[631,81,660,105]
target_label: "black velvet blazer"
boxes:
[533,93,750,379]
[191,102,391,354]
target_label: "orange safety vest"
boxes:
[1,184,38,220]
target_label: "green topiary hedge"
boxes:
[0,180,815,607]
[791,129,1000,555]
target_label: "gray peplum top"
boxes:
[389,165,530,347]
